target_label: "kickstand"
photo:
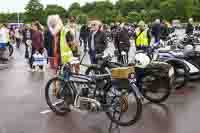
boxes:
[108,111,121,133]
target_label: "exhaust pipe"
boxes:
[69,105,88,115]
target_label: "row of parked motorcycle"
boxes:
[45,30,200,128]
[87,30,200,89]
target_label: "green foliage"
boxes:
[1,0,200,25]
[149,9,160,21]
[114,15,127,23]
[127,11,141,23]
[45,5,67,18]
[160,0,176,21]
[69,9,81,17]
[77,14,88,24]
[25,0,44,22]
[68,2,81,11]
[176,0,193,20]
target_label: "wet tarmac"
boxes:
[0,45,200,133]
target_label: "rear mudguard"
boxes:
[164,58,190,74]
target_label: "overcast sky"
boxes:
[0,0,117,13]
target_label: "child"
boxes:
[32,48,47,72]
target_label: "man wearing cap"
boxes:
[88,20,107,64]
[134,21,151,51]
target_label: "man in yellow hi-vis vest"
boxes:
[60,27,73,65]
[135,21,151,51]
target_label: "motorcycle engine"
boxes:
[76,96,102,112]
[76,86,102,112]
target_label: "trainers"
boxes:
[39,69,44,72]
[32,68,36,72]
[28,68,32,72]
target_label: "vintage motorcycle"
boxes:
[45,64,143,127]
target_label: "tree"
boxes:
[82,2,96,13]
[143,0,160,9]
[149,9,160,21]
[114,15,127,23]
[140,10,149,22]
[68,2,81,17]
[25,0,44,22]
[160,0,176,21]
[115,0,144,16]
[68,2,81,11]
[69,9,82,17]
[77,14,88,24]
[81,1,115,23]
[2,0,200,25]
[45,5,67,17]
[176,0,193,20]
[127,11,141,23]
[192,0,200,21]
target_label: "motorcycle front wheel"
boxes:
[105,83,142,127]
[45,77,74,116]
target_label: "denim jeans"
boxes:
[89,50,97,64]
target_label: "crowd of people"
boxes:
[0,15,196,73]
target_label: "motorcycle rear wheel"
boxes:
[140,75,171,103]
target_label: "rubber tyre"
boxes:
[45,77,73,116]
[105,85,142,127]
[140,75,171,103]
[168,63,189,90]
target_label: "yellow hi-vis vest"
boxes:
[60,28,73,64]
[136,30,149,47]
